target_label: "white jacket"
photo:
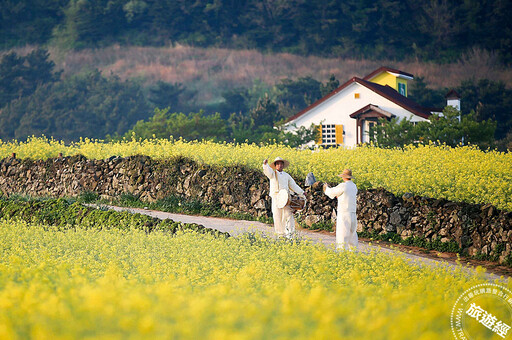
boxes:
[325,181,357,213]
[263,163,304,198]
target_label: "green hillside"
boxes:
[1,1,511,148]
[2,0,511,64]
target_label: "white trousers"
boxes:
[337,212,358,250]
[271,199,295,237]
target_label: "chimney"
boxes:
[445,89,461,111]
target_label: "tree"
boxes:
[148,81,184,109]
[415,108,466,147]
[0,0,68,47]
[421,106,495,147]
[458,79,512,140]
[340,0,416,59]
[242,0,303,50]
[123,0,149,23]
[408,76,446,108]
[320,74,340,96]
[0,49,61,107]
[459,110,496,148]
[227,111,258,143]
[147,81,195,113]
[0,70,150,141]
[218,87,251,119]
[274,76,322,113]
[460,0,512,64]
[126,108,228,141]
[54,0,126,48]
[371,116,419,148]
[496,131,512,152]
[0,52,24,106]
[250,94,280,127]
[22,49,62,94]
[226,112,318,147]
[413,0,465,61]
[371,106,496,148]
[279,123,319,148]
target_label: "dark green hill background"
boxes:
[1,0,511,64]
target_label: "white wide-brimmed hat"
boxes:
[338,168,354,179]
[270,156,290,170]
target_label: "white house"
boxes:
[283,67,450,147]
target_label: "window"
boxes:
[319,124,344,145]
[398,82,406,96]
[322,124,336,144]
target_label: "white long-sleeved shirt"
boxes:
[325,181,357,213]
[262,163,304,198]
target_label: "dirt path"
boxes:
[98,204,509,281]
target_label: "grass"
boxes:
[95,192,274,225]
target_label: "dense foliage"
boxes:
[0,49,510,147]
[0,197,227,237]
[0,49,61,107]
[0,218,497,338]
[125,108,228,141]
[122,79,322,146]
[409,78,512,145]
[370,106,497,149]
[2,0,512,64]
[122,106,318,147]
[0,0,69,47]
[1,137,511,211]
[0,50,322,145]
[0,68,150,141]
[459,79,512,142]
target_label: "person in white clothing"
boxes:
[263,157,306,238]
[323,169,358,250]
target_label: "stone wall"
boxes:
[303,183,512,263]
[0,155,272,218]
[0,155,511,263]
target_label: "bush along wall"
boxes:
[0,197,228,238]
[0,154,510,264]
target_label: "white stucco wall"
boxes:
[284,82,430,147]
[447,98,461,111]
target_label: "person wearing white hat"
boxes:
[263,156,306,238]
[323,169,358,250]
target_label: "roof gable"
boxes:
[357,78,435,119]
[349,104,395,119]
[285,76,438,124]
[363,66,414,81]
[285,76,359,123]
[445,89,460,99]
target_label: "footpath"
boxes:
[99,205,510,282]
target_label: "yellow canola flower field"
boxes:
[0,219,504,339]
[1,136,511,211]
